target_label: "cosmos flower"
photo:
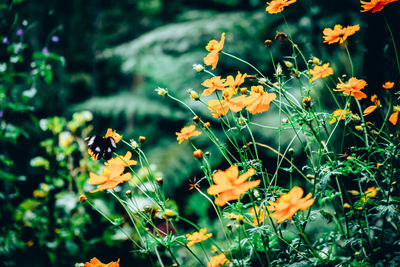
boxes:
[360,0,398,13]
[84,257,120,267]
[242,85,276,114]
[176,125,202,144]
[266,0,296,14]
[207,90,246,118]
[201,76,227,96]
[207,253,230,267]
[334,77,367,100]
[105,128,122,143]
[186,228,212,247]
[363,94,380,116]
[204,33,225,70]
[389,106,400,125]
[382,81,394,89]
[309,63,334,82]
[225,71,247,94]
[323,25,360,44]
[267,186,314,223]
[207,165,260,206]
[329,109,351,124]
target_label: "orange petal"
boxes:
[236,168,256,184]
[389,111,399,125]
[363,105,377,116]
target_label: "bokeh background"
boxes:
[1,0,399,265]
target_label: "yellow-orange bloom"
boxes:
[226,71,247,94]
[323,24,360,44]
[243,85,276,114]
[204,33,225,70]
[249,205,267,226]
[88,158,132,193]
[207,90,246,118]
[207,165,260,206]
[267,186,314,223]
[309,63,334,82]
[389,106,400,125]
[85,257,120,267]
[363,94,380,116]
[361,0,398,13]
[334,77,367,100]
[201,76,227,96]
[382,81,395,89]
[329,109,351,124]
[186,228,212,247]
[208,253,230,267]
[105,151,137,168]
[176,125,202,144]
[105,128,122,143]
[266,0,296,14]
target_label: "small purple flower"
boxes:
[51,35,59,43]
[2,37,9,44]
[42,47,49,55]
[16,29,23,36]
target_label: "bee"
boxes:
[85,135,116,160]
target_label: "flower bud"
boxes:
[203,122,211,128]
[125,190,132,197]
[306,174,314,179]
[288,148,294,155]
[205,151,210,157]
[192,115,200,123]
[343,203,351,209]
[284,60,293,68]
[139,136,146,143]
[79,195,87,202]
[193,64,204,72]
[193,149,203,159]
[264,39,272,47]
[240,87,248,94]
[355,125,363,131]
[302,96,311,110]
[188,89,200,101]
[236,214,244,225]
[155,87,168,96]
[155,177,164,185]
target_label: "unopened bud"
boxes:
[240,87,248,94]
[236,214,244,224]
[306,174,314,179]
[193,149,203,159]
[192,116,200,123]
[139,136,146,143]
[205,151,210,157]
[264,40,272,47]
[155,177,164,185]
[343,203,351,209]
[193,64,204,72]
[203,122,211,128]
[79,195,87,202]
[288,148,294,155]
[284,61,293,68]
[355,125,363,131]
[125,190,132,197]
[155,87,168,96]
[188,89,200,100]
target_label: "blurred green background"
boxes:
[1,0,399,265]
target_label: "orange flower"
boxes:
[266,0,296,14]
[329,109,351,124]
[85,257,120,267]
[186,228,212,247]
[323,24,360,44]
[309,63,334,82]
[382,81,395,89]
[207,90,246,118]
[105,128,122,143]
[334,77,367,100]
[204,33,225,70]
[363,94,380,116]
[176,125,202,144]
[361,0,398,13]
[225,71,247,93]
[249,205,267,226]
[207,165,260,206]
[389,106,400,125]
[208,253,230,267]
[242,85,277,114]
[201,76,227,96]
[88,157,133,193]
[267,186,314,223]
[105,151,137,168]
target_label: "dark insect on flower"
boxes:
[85,128,121,160]
[85,135,116,160]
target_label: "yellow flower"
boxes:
[207,90,246,118]
[176,125,202,144]
[208,253,230,267]
[186,228,212,247]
